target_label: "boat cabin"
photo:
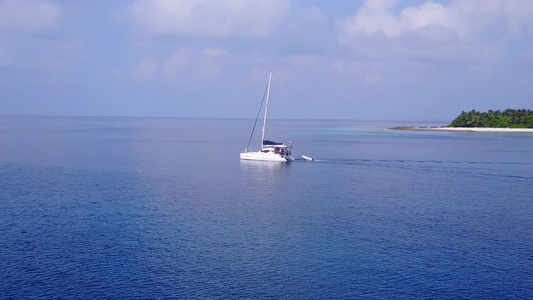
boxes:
[261,140,291,156]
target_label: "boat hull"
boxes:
[240,151,292,162]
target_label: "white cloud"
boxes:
[120,0,290,37]
[202,48,229,58]
[334,0,533,78]
[338,0,467,41]
[339,0,400,39]
[163,47,192,77]
[0,0,60,32]
[333,59,385,85]
[338,0,533,42]
[199,48,229,78]
[132,47,229,79]
[504,0,533,36]
[133,59,159,79]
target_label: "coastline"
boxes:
[391,126,533,133]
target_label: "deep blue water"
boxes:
[1,116,532,299]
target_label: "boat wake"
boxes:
[294,157,533,181]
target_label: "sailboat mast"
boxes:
[261,72,272,148]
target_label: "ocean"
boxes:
[1,116,532,299]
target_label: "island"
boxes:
[449,109,533,128]
[392,109,533,132]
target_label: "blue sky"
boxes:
[1,0,532,120]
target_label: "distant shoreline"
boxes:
[391,126,533,133]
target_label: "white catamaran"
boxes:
[240,72,294,162]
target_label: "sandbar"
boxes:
[391,126,533,133]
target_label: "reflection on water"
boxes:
[239,160,289,171]
[1,117,532,299]
[239,160,292,191]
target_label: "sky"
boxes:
[0,0,532,121]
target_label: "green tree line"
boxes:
[449,109,533,128]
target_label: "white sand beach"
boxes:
[431,127,533,132]
[391,126,533,133]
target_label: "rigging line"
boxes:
[245,81,270,152]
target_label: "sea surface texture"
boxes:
[1,116,532,299]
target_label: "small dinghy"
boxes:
[302,155,314,161]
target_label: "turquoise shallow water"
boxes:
[1,116,532,299]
